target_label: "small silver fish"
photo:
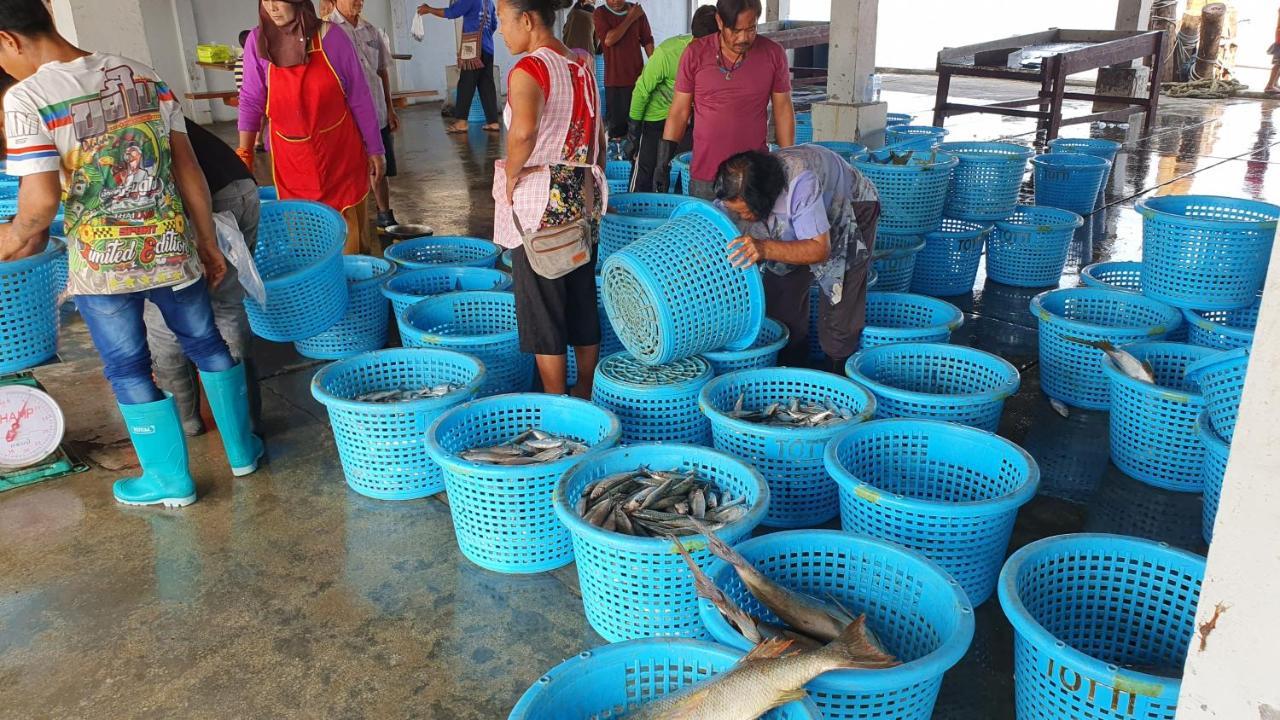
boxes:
[459,427,589,465]
[577,466,744,537]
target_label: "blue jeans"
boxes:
[77,278,234,405]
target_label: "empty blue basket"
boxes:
[999,534,1205,720]
[826,418,1039,605]
[0,239,65,374]
[1080,260,1143,293]
[795,112,813,144]
[671,151,692,194]
[873,233,927,292]
[939,141,1034,222]
[811,140,868,162]
[380,266,511,321]
[599,193,706,268]
[884,125,949,151]
[862,292,965,349]
[986,205,1084,287]
[590,351,714,445]
[703,317,789,374]
[806,271,879,362]
[605,159,631,196]
[385,235,500,270]
[845,342,1020,432]
[700,368,876,527]
[311,348,484,500]
[886,112,913,126]
[508,638,818,719]
[1198,412,1229,544]
[1032,154,1111,218]
[295,255,396,360]
[699,530,974,720]
[398,290,532,397]
[854,152,958,234]
[427,394,621,574]
[244,200,348,342]
[1183,298,1260,350]
[1185,347,1249,443]
[594,54,606,114]
[910,218,990,296]
[257,185,277,201]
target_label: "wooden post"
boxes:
[1195,3,1227,81]
[1175,0,1208,81]
[1220,5,1239,80]
[1149,0,1179,83]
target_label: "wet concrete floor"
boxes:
[1,74,1275,718]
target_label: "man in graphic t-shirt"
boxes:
[593,0,653,140]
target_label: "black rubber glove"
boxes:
[621,119,642,160]
[652,139,678,194]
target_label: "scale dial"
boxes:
[0,385,65,470]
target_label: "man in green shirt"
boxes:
[624,5,717,192]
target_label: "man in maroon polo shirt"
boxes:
[594,0,654,140]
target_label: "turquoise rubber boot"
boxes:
[200,362,264,477]
[114,396,197,508]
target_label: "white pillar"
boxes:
[810,0,885,146]
[766,0,792,23]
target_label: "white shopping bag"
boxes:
[214,211,266,305]
[411,12,426,41]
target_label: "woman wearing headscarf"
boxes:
[237,0,385,255]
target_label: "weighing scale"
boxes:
[0,372,85,492]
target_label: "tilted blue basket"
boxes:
[1031,288,1182,410]
[1137,195,1280,310]
[1080,260,1143,293]
[311,348,484,500]
[872,233,927,292]
[811,140,868,162]
[398,290,532,397]
[294,255,396,360]
[244,200,348,342]
[0,239,64,374]
[998,534,1205,720]
[671,151,692,194]
[380,266,511,321]
[552,444,769,641]
[827,418,1039,605]
[1031,153,1111,218]
[699,531,974,720]
[508,638,819,719]
[795,111,814,144]
[590,352,714,445]
[427,394,621,574]
[910,218,990,296]
[1183,298,1260,350]
[1103,342,1217,492]
[602,202,765,365]
[599,193,706,268]
[1197,412,1230,545]
[884,125,949,152]
[1185,347,1249,443]
[703,317,789,374]
[854,152,958,235]
[986,205,1084,287]
[257,185,277,201]
[939,141,1034,222]
[886,112,913,127]
[845,342,1020,433]
[700,368,875,528]
[384,235,500,270]
[862,292,964,350]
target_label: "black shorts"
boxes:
[381,125,398,177]
[510,245,602,355]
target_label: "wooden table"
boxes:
[196,60,238,72]
[185,90,240,108]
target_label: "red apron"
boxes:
[266,34,369,213]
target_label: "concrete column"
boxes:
[810,0,885,146]
[766,0,791,23]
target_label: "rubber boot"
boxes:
[114,396,197,508]
[200,362,264,477]
[153,359,204,437]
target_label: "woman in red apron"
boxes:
[237,0,386,255]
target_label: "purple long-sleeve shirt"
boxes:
[238,25,385,156]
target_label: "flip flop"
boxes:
[445,123,469,134]
[482,123,501,132]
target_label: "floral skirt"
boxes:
[541,166,586,228]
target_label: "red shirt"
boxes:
[593,4,652,87]
[676,34,792,182]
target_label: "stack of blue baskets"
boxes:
[385,235,501,270]
[872,233,928,292]
[380,266,511,321]
[940,141,1034,223]
[986,205,1085,287]
[1048,137,1121,241]
[1032,153,1111,248]
[794,111,813,144]
[0,239,65,374]
[591,352,714,445]
[295,255,396,360]
[398,290,533,397]
[605,159,631,196]
[670,151,692,195]
[595,54,606,115]
[599,193,703,268]
[855,151,957,295]
[861,292,964,349]
[1187,347,1249,544]
[1183,299,1260,350]
[884,125,948,152]
[886,112,913,127]
[703,317,789,374]
[245,200,348,342]
[910,218,991,296]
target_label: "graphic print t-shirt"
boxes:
[3,54,201,296]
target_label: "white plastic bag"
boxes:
[411,13,426,41]
[214,210,266,305]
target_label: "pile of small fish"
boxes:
[575,467,749,537]
[355,383,460,403]
[726,393,855,428]
[460,428,589,465]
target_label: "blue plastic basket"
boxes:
[702,317,789,374]
[939,142,1034,222]
[426,393,621,574]
[1183,298,1259,350]
[1197,412,1229,544]
[826,418,1039,605]
[1185,347,1249,443]
[845,342,1021,433]
[872,233,927,292]
[508,638,819,719]
[671,151,692,195]
[998,534,1205,720]
[590,352,714,445]
[398,290,533,397]
[986,205,1084,287]
[499,248,512,271]
[1080,260,1143,293]
[795,112,813,144]
[1103,342,1217,492]
[384,235,500,270]
[910,218,990,296]
[595,54,606,114]
[257,185,277,201]
[854,152,958,234]
[886,112,914,127]
[552,443,769,641]
[294,255,396,360]
[244,200,348,342]
[1032,154,1111,218]
[602,202,765,364]
[884,125,949,151]
[811,140,868,162]
[700,368,875,527]
[599,193,706,268]
[1138,195,1280,310]
[380,266,511,321]
[862,292,964,349]
[699,530,974,720]
[1031,288,1182,410]
[311,348,484,500]
[606,159,631,183]
[0,239,64,374]
[1048,137,1122,162]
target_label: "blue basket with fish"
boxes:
[1197,412,1230,544]
[910,218,990,296]
[398,290,533,397]
[703,318,790,375]
[384,235,500,270]
[1103,342,1217,492]
[1031,153,1111,218]
[986,205,1083,287]
[826,418,1039,605]
[602,202,765,365]
[805,270,878,362]
[257,185,277,201]
[883,125,948,152]
[871,232,927,292]
[861,292,964,350]
[698,530,973,720]
[811,140,868,162]
[552,443,769,641]
[244,200,348,342]
[1031,288,1182,410]
[380,266,512,321]
[427,394,621,574]
[853,152,957,235]
[508,638,820,719]
[999,534,1204,720]
[0,239,65,374]
[795,112,813,144]
[671,151,693,194]
[1080,260,1143,293]
[845,342,1020,433]
[700,368,876,528]
[938,141,1034,222]
[311,348,484,500]
[1183,297,1260,350]
[1138,195,1280,310]
[590,352,714,445]
[599,193,707,268]
[1185,347,1249,443]
[886,112,913,127]
[294,255,396,360]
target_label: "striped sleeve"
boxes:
[2,86,61,175]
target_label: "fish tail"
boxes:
[690,518,747,569]
[669,534,764,644]
[821,615,901,670]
